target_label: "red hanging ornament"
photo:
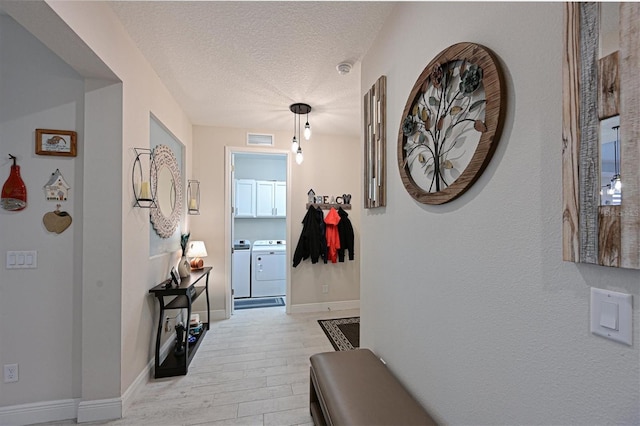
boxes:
[1,154,27,211]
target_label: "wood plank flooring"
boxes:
[39,306,358,426]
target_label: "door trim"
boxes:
[224,146,292,318]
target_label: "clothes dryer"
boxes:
[251,240,286,297]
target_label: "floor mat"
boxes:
[317,317,360,351]
[234,297,285,310]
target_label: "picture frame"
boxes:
[170,267,181,286]
[35,129,77,157]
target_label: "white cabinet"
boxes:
[256,180,286,217]
[274,181,286,217]
[234,179,256,217]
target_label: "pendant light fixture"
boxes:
[290,103,312,165]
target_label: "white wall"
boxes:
[1,1,193,422]
[0,14,85,407]
[361,3,640,424]
[43,0,194,401]
[192,126,360,313]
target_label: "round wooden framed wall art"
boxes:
[397,42,505,205]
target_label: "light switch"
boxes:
[591,288,633,345]
[599,301,618,330]
[6,251,37,269]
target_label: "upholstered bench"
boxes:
[309,348,437,425]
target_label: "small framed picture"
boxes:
[170,267,181,286]
[35,129,77,157]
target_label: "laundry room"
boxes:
[232,152,287,303]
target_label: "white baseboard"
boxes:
[77,397,122,423]
[0,398,80,426]
[289,299,360,314]
[195,308,226,321]
[0,330,177,425]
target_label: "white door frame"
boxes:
[224,146,292,319]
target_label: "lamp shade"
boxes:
[186,241,208,258]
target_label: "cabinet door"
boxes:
[274,181,286,217]
[235,179,256,217]
[256,180,275,217]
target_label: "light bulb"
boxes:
[291,136,298,153]
[614,178,622,191]
[304,122,311,140]
[607,186,615,195]
[295,147,304,165]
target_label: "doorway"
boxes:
[224,147,291,318]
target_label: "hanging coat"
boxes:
[337,207,354,262]
[293,205,325,266]
[324,207,341,263]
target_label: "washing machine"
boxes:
[232,240,251,298]
[251,240,286,297]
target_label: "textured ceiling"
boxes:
[108,1,395,137]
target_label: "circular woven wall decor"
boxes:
[150,144,182,238]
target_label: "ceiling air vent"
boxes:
[247,133,274,146]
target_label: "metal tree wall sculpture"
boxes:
[397,42,505,205]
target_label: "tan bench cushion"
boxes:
[310,349,437,425]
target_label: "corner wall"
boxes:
[361,3,639,424]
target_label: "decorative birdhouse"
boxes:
[43,169,70,201]
[307,188,316,203]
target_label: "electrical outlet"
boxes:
[322,284,329,294]
[165,317,171,332]
[4,364,18,383]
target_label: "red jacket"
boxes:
[324,207,341,263]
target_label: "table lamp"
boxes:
[186,241,207,270]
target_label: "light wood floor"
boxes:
[41,306,358,426]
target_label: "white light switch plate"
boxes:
[591,288,632,346]
[6,251,37,269]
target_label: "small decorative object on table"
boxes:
[174,322,185,356]
[169,267,180,287]
[178,233,191,277]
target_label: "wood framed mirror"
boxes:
[563,2,640,269]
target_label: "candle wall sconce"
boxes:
[132,147,157,208]
[187,180,200,215]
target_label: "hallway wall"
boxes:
[360,3,640,424]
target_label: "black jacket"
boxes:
[293,206,326,267]
[337,207,354,262]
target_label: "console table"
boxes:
[149,266,211,378]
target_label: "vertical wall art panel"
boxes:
[364,75,386,208]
